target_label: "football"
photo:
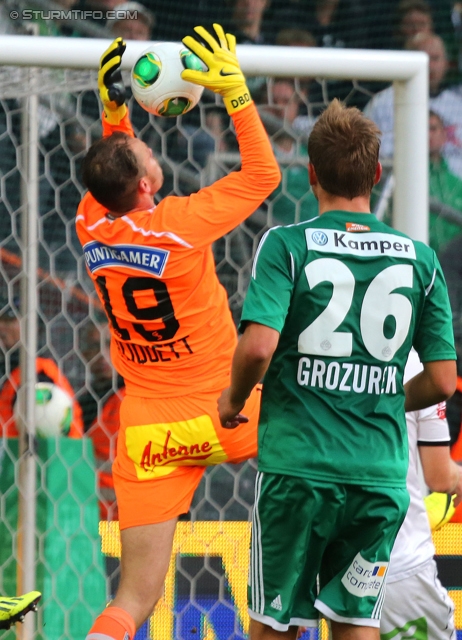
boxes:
[14,382,73,438]
[131,42,204,117]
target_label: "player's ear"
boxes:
[374,162,382,186]
[138,176,151,194]
[308,162,317,186]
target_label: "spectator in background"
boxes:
[373,108,462,313]
[392,0,434,49]
[272,0,374,109]
[306,0,371,49]
[392,0,459,81]
[224,0,272,96]
[364,32,462,178]
[225,0,272,44]
[79,323,118,430]
[274,28,317,108]
[0,297,83,438]
[428,110,462,256]
[260,78,318,225]
[107,2,155,40]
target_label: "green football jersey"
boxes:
[241,210,456,487]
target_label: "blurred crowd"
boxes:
[1,0,462,526]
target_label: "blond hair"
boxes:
[308,99,381,199]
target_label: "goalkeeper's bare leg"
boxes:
[0,591,42,630]
[112,519,178,624]
[86,519,178,639]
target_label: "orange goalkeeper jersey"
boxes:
[76,104,280,398]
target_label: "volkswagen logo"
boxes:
[312,231,328,246]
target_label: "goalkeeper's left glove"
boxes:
[181,23,251,115]
[98,37,127,125]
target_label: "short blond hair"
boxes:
[308,99,381,199]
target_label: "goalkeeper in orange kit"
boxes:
[76,24,280,640]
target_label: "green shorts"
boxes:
[249,472,409,631]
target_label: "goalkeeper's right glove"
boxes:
[181,23,251,115]
[98,37,127,125]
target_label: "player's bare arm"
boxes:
[218,323,279,427]
[404,360,457,412]
[419,445,462,506]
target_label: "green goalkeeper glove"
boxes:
[181,23,252,115]
[98,37,127,125]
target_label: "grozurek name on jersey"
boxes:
[297,357,397,395]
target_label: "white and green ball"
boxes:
[131,42,204,117]
[14,382,73,438]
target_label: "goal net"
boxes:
[1,34,461,640]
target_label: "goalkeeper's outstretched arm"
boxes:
[172,24,280,245]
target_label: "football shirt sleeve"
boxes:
[153,103,280,248]
[413,253,456,363]
[240,228,294,333]
[102,110,135,138]
[417,402,451,445]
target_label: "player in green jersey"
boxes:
[218,99,457,640]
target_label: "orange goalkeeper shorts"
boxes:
[113,385,261,529]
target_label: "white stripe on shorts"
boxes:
[248,608,318,632]
[372,577,387,619]
[251,471,264,614]
[315,600,380,628]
